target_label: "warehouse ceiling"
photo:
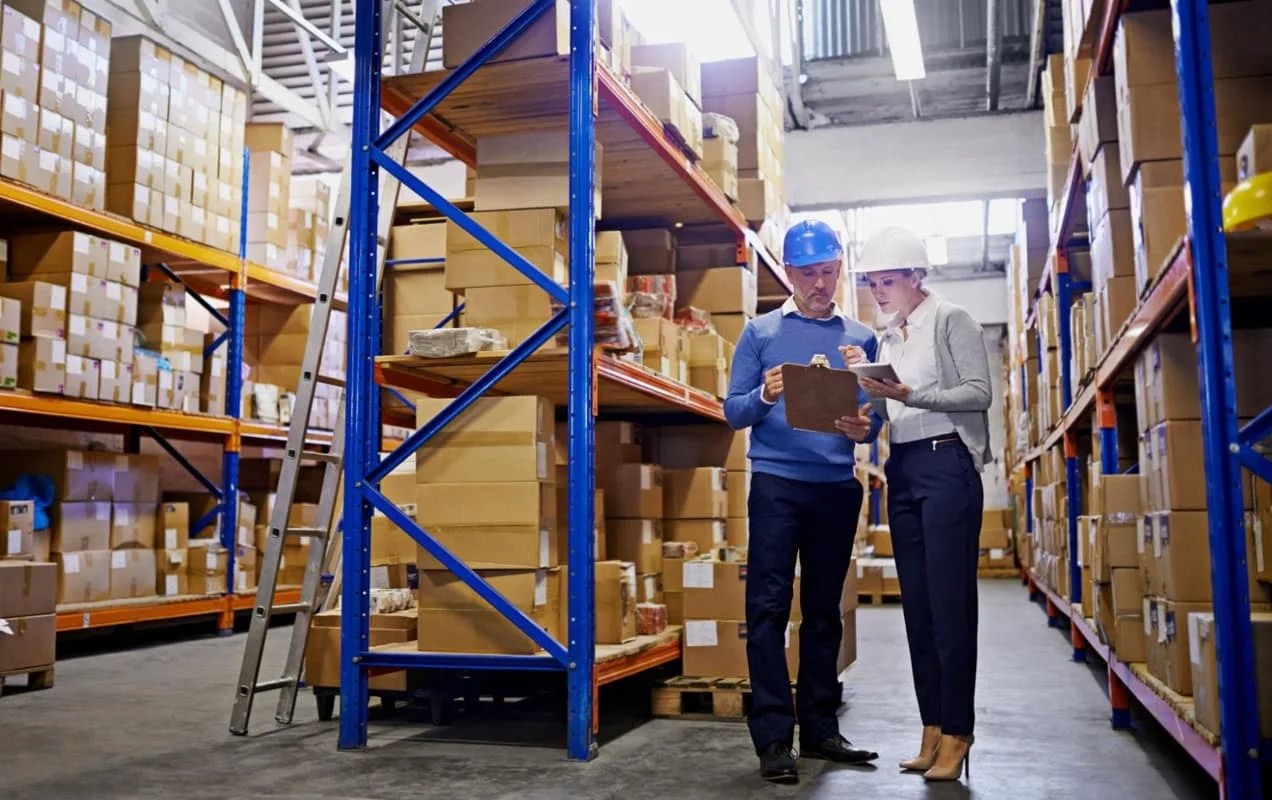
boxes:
[789,0,1061,128]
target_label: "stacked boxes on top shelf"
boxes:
[244,122,292,270]
[1,2,110,207]
[286,176,332,283]
[105,35,247,252]
[629,42,705,161]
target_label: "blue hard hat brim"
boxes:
[785,251,843,269]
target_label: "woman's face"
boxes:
[866,269,921,315]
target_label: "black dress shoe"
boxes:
[800,733,879,765]
[758,741,799,784]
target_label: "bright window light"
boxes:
[617,0,757,63]
[878,0,926,81]
[925,236,949,266]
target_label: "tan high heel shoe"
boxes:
[898,726,942,772]
[922,733,974,782]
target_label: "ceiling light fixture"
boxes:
[879,0,926,81]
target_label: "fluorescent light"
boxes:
[879,0,926,81]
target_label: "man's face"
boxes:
[785,259,842,315]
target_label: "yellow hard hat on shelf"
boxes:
[1223,172,1272,232]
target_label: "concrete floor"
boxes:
[0,581,1215,800]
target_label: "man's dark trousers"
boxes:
[746,472,862,753]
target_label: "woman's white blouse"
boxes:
[878,294,958,444]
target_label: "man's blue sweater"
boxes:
[724,308,880,483]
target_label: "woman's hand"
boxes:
[839,345,869,366]
[860,376,913,403]
[834,403,874,442]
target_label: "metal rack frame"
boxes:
[1015,2,1269,796]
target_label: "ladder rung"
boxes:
[266,603,310,616]
[286,527,328,539]
[301,451,341,464]
[317,375,346,387]
[252,677,295,694]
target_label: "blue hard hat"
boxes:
[783,220,844,268]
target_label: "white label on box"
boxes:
[70,315,86,336]
[165,574,178,596]
[239,526,250,545]
[534,571,547,607]
[96,503,110,521]
[66,355,82,376]
[641,520,653,545]
[206,551,218,570]
[1157,606,1167,644]
[106,281,120,301]
[369,566,388,589]
[115,505,131,526]
[539,528,549,567]
[49,285,66,311]
[112,551,126,569]
[63,552,80,574]
[1153,516,1164,559]
[644,575,656,601]
[990,548,1005,560]
[165,529,177,549]
[100,359,115,379]
[1188,614,1202,666]
[6,528,21,554]
[537,441,547,480]
[74,233,90,256]
[71,273,87,293]
[684,620,717,648]
[67,451,83,470]
[640,468,651,491]
[883,564,899,580]
[237,570,248,591]
[713,521,725,544]
[683,561,714,589]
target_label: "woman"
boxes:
[842,226,992,783]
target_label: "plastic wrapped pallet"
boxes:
[407,327,505,358]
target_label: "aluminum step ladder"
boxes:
[229,0,442,736]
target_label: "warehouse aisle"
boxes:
[0,581,1215,800]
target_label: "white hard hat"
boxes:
[854,227,930,273]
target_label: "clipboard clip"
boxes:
[809,354,831,368]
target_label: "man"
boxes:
[724,219,880,784]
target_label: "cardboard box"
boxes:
[109,502,157,549]
[683,560,747,620]
[652,426,749,472]
[0,499,35,559]
[1089,207,1134,292]
[0,341,15,389]
[604,463,663,519]
[632,43,701,104]
[664,518,728,553]
[416,567,561,655]
[187,541,228,595]
[677,267,757,316]
[109,548,156,599]
[663,467,728,520]
[441,0,568,69]
[155,548,188,596]
[307,609,417,690]
[1140,331,1272,427]
[0,560,55,616]
[50,501,111,553]
[0,612,53,672]
[629,68,703,157]
[157,502,190,550]
[414,396,554,484]
[471,131,602,217]
[55,549,110,603]
[682,619,800,678]
[1191,611,1272,737]
[1078,75,1118,168]
[596,560,637,644]
[415,482,556,570]
[1236,123,1272,181]
[605,519,663,574]
[622,229,675,275]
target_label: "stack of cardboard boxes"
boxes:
[0,231,143,403]
[0,499,34,561]
[629,43,705,160]
[136,281,203,412]
[286,176,332,283]
[243,304,347,425]
[978,509,1016,572]
[1030,445,1072,598]
[106,35,247,253]
[384,221,455,356]
[154,500,189,597]
[1041,54,1072,215]
[244,122,292,269]
[0,1,110,207]
[0,561,56,682]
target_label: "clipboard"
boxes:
[781,357,860,434]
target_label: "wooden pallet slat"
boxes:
[0,664,54,695]
[652,676,791,722]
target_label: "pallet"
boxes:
[0,664,54,695]
[652,676,793,721]
[857,591,902,606]
[978,567,1022,579]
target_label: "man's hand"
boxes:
[860,376,913,403]
[834,403,874,442]
[839,345,869,366]
[762,365,785,403]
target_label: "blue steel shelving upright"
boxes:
[1172,2,1264,797]
[340,0,600,759]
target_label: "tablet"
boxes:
[847,363,901,383]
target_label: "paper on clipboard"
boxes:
[780,361,859,434]
[847,362,901,382]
